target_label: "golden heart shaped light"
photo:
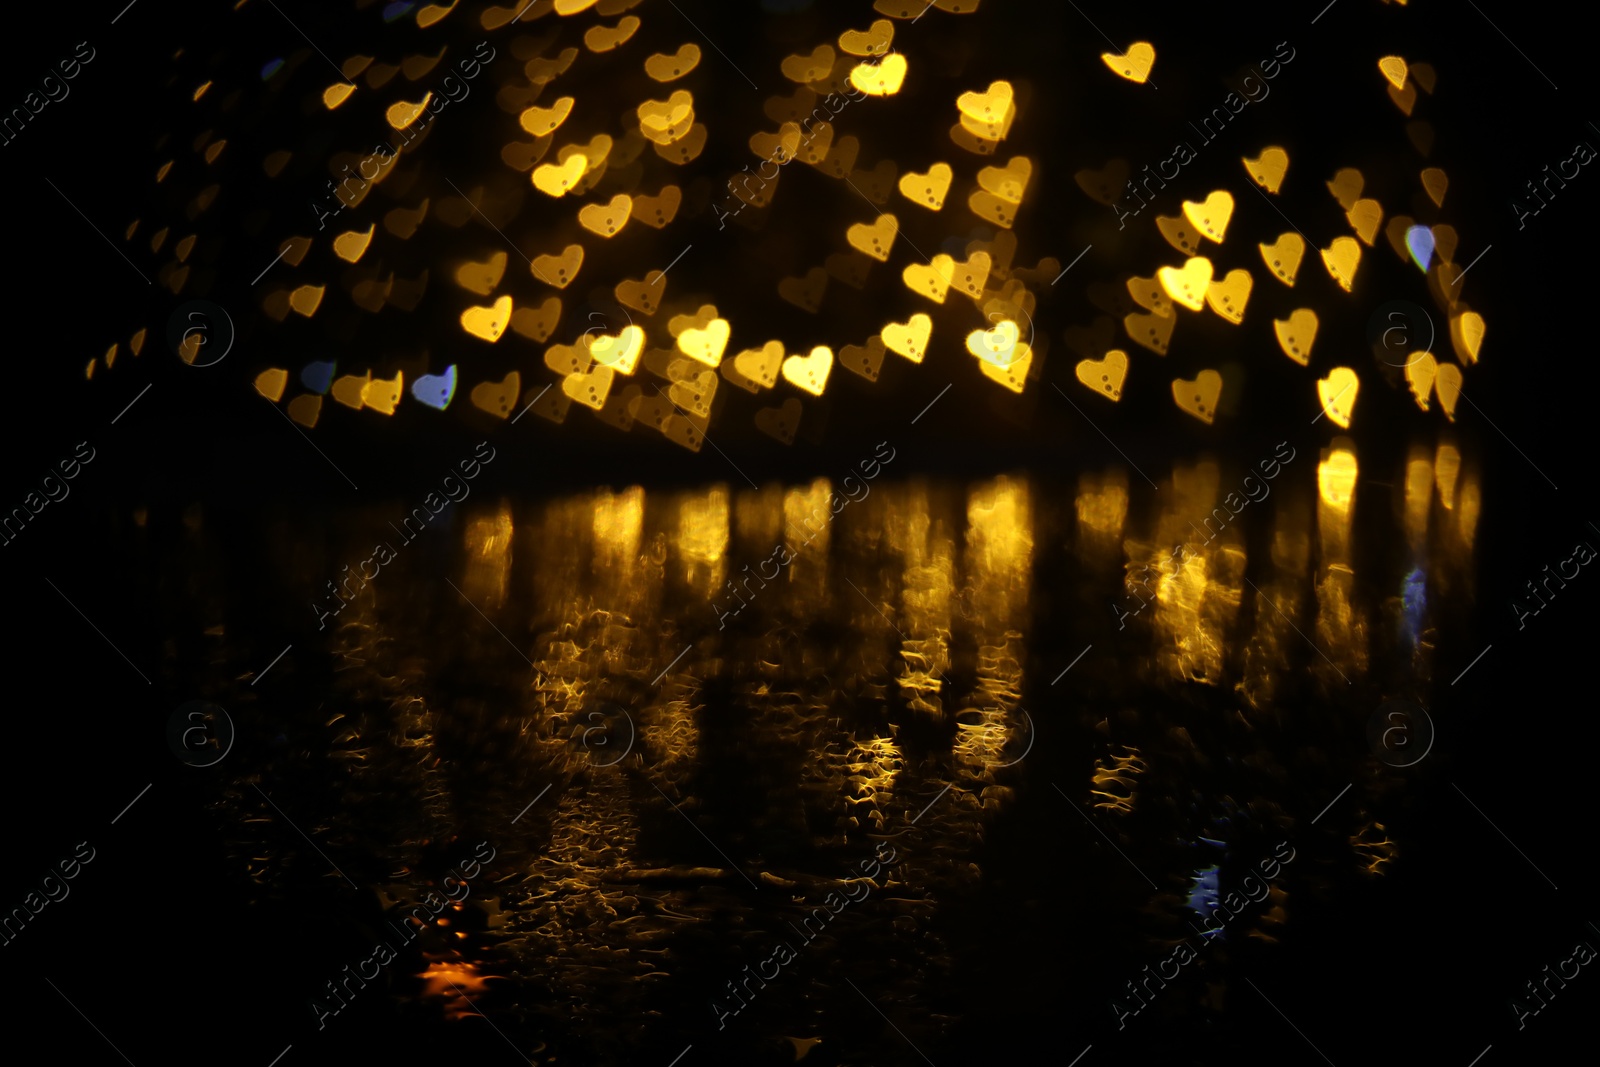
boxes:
[1172,369,1222,425]
[968,189,1017,229]
[678,318,730,367]
[1101,42,1155,83]
[511,297,562,342]
[1317,368,1359,428]
[977,157,1031,203]
[587,325,645,374]
[1158,257,1213,311]
[782,346,833,396]
[1274,309,1317,365]
[1346,198,1383,246]
[632,185,681,229]
[898,163,951,210]
[533,154,587,197]
[455,251,507,296]
[615,272,665,315]
[578,194,632,237]
[978,342,1031,393]
[1182,190,1233,243]
[668,366,718,418]
[724,341,784,392]
[1422,167,1448,208]
[1127,273,1173,317]
[1321,237,1361,291]
[957,80,1013,125]
[1326,167,1363,210]
[847,213,899,261]
[461,295,512,342]
[471,371,521,418]
[849,53,907,96]
[1156,214,1201,256]
[520,96,574,137]
[750,122,802,164]
[839,337,888,381]
[1124,309,1175,355]
[584,16,641,53]
[781,45,835,83]
[883,313,933,363]
[1075,349,1128,401]
[544,341,591,378]
[966,319,1020,367]
[950,251,992,300]
[532,244,584,289]
[840,19,894,56]
[645,43,701,82]
[1242,146,1288,194]
[904,254,955,303]
[563,365,614,411]
[1259,232,1304,286]
[1205,268,1253,325]
[1378,55,1408,90]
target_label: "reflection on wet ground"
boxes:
[150,442,1476,1062]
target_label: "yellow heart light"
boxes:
[632,185,681,228]
[455,251,508,296]
[1158,257,1213,311]
[460,295,512,342]
[750,122,802,164]
[904,254,955,303]
[563,365,614,410]
[782,346,834,395]
[1378,55,1408,90]
[978,342,1031,393]
[850,53,907,96]
[883,313,933,363]
[781,46,835,83]
[977,156,1031,203]
[1172,370,1222,425]
[724,341,785,392]
[839,19,894,56]
[1435,363,1462,421]
[615,272,665,315]
[1317,368,1360,428]
[965,319,1020,366]
[838,337,888,381]
[668,366,718,418]
[471,372,520,418]
[330,373,370,411]
[520,97,574,137]
[1346,198,1383,246]
[1326,167,1364,210]
[578,193,633,237]
[898,163,952,210]
[847,213,899,261]
[532,244,584,289]
[1182,190,1233,243]
[1124,309,1175,355]
[678,318,731,367]
[645,43,701,82]
[533,154,587,196]
[1127,273,1173,317]
[1075,349,1128,401]
[1101,42,1155,84]
[1242,146,1289,194]
[1259,232,1304,286]
[583,15,640,53]
[1156,213,1201,256]
[1204,269,1252,324]
[1321,237,1361,291]
[1274,309,1318,365]
[588,325,645,374]
[511,297,563,342]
